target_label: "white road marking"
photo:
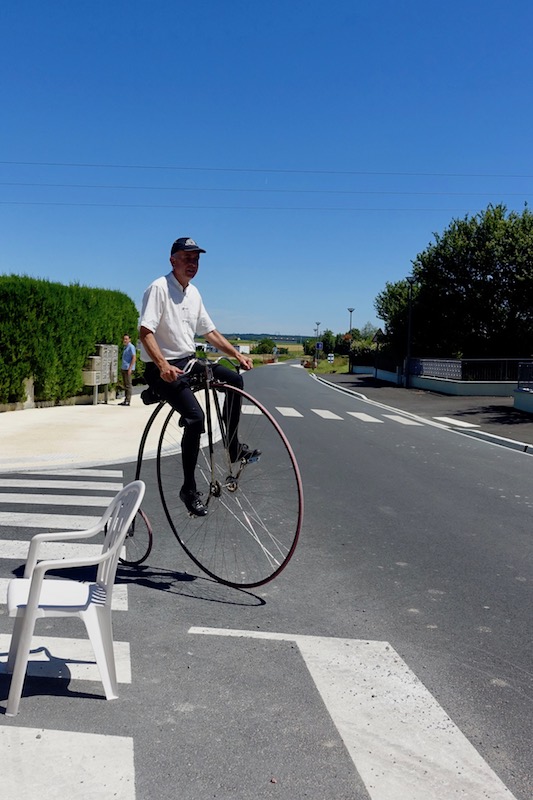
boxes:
[241,404,263,415]
[275,407,304,417]
[0,512,100,529]
[0,578,128,610]
[0,479,122,491]
[0,634,131,683]
[0,727,135,800]
[189,628,517,800]
[0,493,112,507]
[0,540,106,560]
[311,409,344,420]
[434,416,480,428]
[382,414,423,426]
[347,412,384,423]
[35,468,124,477]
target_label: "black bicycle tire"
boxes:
[156,384,303,588]
[119,508,153,566]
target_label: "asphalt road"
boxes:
[0,363,532,800]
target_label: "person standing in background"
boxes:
[119,334,136,406]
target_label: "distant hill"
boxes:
[221,333,307,342]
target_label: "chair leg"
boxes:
[82,608,118,700]
[6,612,37,717]
[6,615,25,673]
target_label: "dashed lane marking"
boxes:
[347,411,384,423]
[275,407,304,417]
[382,414,424,426]
[433,416,481,428]
[311,409,344,420]
[241,404,263,415]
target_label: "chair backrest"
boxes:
[96,480,145,593]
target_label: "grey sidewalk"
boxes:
[316,372,533,452]
[0,395,167,473]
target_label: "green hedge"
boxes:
[0,275,139,404]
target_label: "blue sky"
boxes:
[2,0,533,338]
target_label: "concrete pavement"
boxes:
[2,369,533,474]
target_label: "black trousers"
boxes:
[144,358,244,490]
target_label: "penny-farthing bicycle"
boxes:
[120,358,304,589]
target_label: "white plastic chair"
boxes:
[4,479,145,717]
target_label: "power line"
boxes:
[0,181,531,197]
[0,200,474,212]
[1,159,533,179]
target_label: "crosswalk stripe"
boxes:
[37,468,124,477]
[0,512,100,529]
[382,414,423,426]
[434,416,480,428]
[0,634,131,682]
[0,479,123,491]
[0,727,135,800]
[0,493,112,508]
[0,540,105,560]
[347,411,384,423]
[311,409,344,420]
[0,577,128,610]
[190,627,517,800]
[275,407,304,417]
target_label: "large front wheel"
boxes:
[156,385,303,588]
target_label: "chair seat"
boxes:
[8,578,106,618]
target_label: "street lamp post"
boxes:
[405,277,416,389]
[314,322,321,368]
[347,307,354,332]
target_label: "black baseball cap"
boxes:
[170,237,206,255]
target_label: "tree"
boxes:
[251,337,276,354]
[375,204,533,359]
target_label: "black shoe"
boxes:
[141,387,160,405]
[179,487,208,516]
[229,442,262,463]
[118,401,130,406]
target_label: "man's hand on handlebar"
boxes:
[237,354,253,371]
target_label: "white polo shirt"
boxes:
[139,272,215,362]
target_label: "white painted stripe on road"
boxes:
[347,412,384,423]
[0,512,100,529]
[382,414,423,426]
[434,416,480,428]
[0,479,122,491]
[0,493,112,508]
[0,578,128,610]
[0,634,131,683]
[241,404,263,415]
[311,409,344,420]
[275,407,304,417]
[0,540,105,560]
[190,628,516,800]
[36,468,124,477]
[0,727,135,800]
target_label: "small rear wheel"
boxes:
[156,385,303,588]
[119,508,153,566]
